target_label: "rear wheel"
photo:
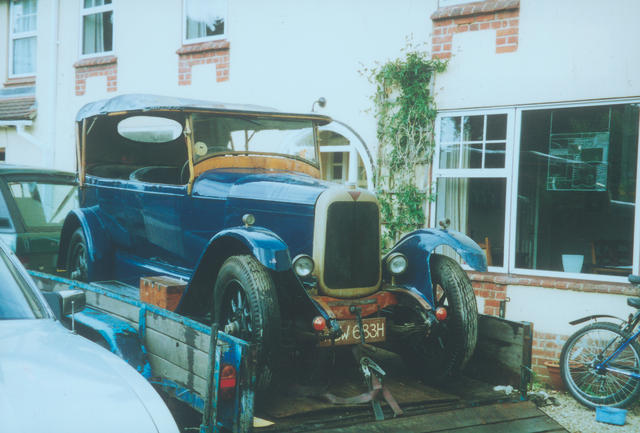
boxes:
[67,228,89,281]
[401,254,478,382]
[213,255,281,392]
[560,322,640,408]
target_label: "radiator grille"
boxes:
[324,201,380,289]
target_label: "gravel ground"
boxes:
[540,391,640,433]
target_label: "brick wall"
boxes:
[468,271,632,385]
[431,0,520,59]
[74,56,118,96]
[176,40,230,86]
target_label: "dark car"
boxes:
[57,94,487,391]
[0,165,77,273]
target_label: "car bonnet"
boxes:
[0,319,176,433]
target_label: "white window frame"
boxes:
[431,108,515,273]
[8,0,37,78]
[432,98,640,282]
[182,0,228,45]
[79,0,114,59]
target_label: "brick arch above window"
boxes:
[431,0,520,59]
[177,40,230,86]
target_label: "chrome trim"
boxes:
[386,252,408,276]
[292,254,314,277]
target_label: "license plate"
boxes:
[318,317,386,347]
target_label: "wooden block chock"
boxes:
[140,275,187,311]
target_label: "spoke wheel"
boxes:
[67,228,89,281]
[220,281,253,339]
[214,255,281,393]
[561,322,640,408]
[400,254,478,383]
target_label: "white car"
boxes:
[0,241,179,433]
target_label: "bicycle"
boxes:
[560,274,640,408]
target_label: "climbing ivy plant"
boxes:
[365,46,447,248]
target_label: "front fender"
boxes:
[176,226,291,316]
[384,229,487,306]
[210,226,292,272]
[569,314,627,326]
[57,207,112,279]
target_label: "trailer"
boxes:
[31,271,254,433]
[30,271,566,433]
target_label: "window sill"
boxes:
[431,0,519,20]
[4,76,36,88]
[468,270,635,296]
[176,40,230,56]
[74,55,118,69]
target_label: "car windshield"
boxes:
[0,248,46,319]
[191,114,318,166]
[8,181,78,230]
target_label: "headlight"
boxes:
[387,252,408,276]
[293,254,314,277]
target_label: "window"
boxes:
[183,0,227,43]
[8,181,78,230]
[433,102,640,279]
[9,0,37,77]
[516,105,637,276]
[434,112,512,268]
[81,0,113,56]
[319,129,369,188]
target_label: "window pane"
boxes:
[461,142,482,168]
[439,114,507,169]
[83,11,113,54]
[185,0,225,40]
[12,37,36,75]
[516,104,637,275]
[439,143,460,169]
[11,0,37,33]
[440,117,460,143]
[487,114,507,140]
[463,116,483,141]
[485,142,506,168]
[8,182,79,229]
[84,0,111,8]
[436,178,506,267]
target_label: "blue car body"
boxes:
[59,94,487,385]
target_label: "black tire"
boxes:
[401,254,478,381]
[67,228,89,281]
[560,322,640,408]
[213,255,281,392]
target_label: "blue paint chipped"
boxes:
[30,270,253,432]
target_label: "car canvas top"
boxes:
[76,93,333,125]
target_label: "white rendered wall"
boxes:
[506,285,636,336]
[435,0,640,110]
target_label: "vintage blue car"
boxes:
[58,94,487,390]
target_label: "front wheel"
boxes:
[67,228,89,281]
[400,254,478,382]
[213,255,281,392]
[560,322,640,408]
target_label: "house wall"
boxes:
[43,0,440,171]
[435,0,640,109]
[428,0,640,384]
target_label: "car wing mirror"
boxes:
[42,289,86,324]
[59,289,86,316]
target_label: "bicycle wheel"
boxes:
[560,322,640,408]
